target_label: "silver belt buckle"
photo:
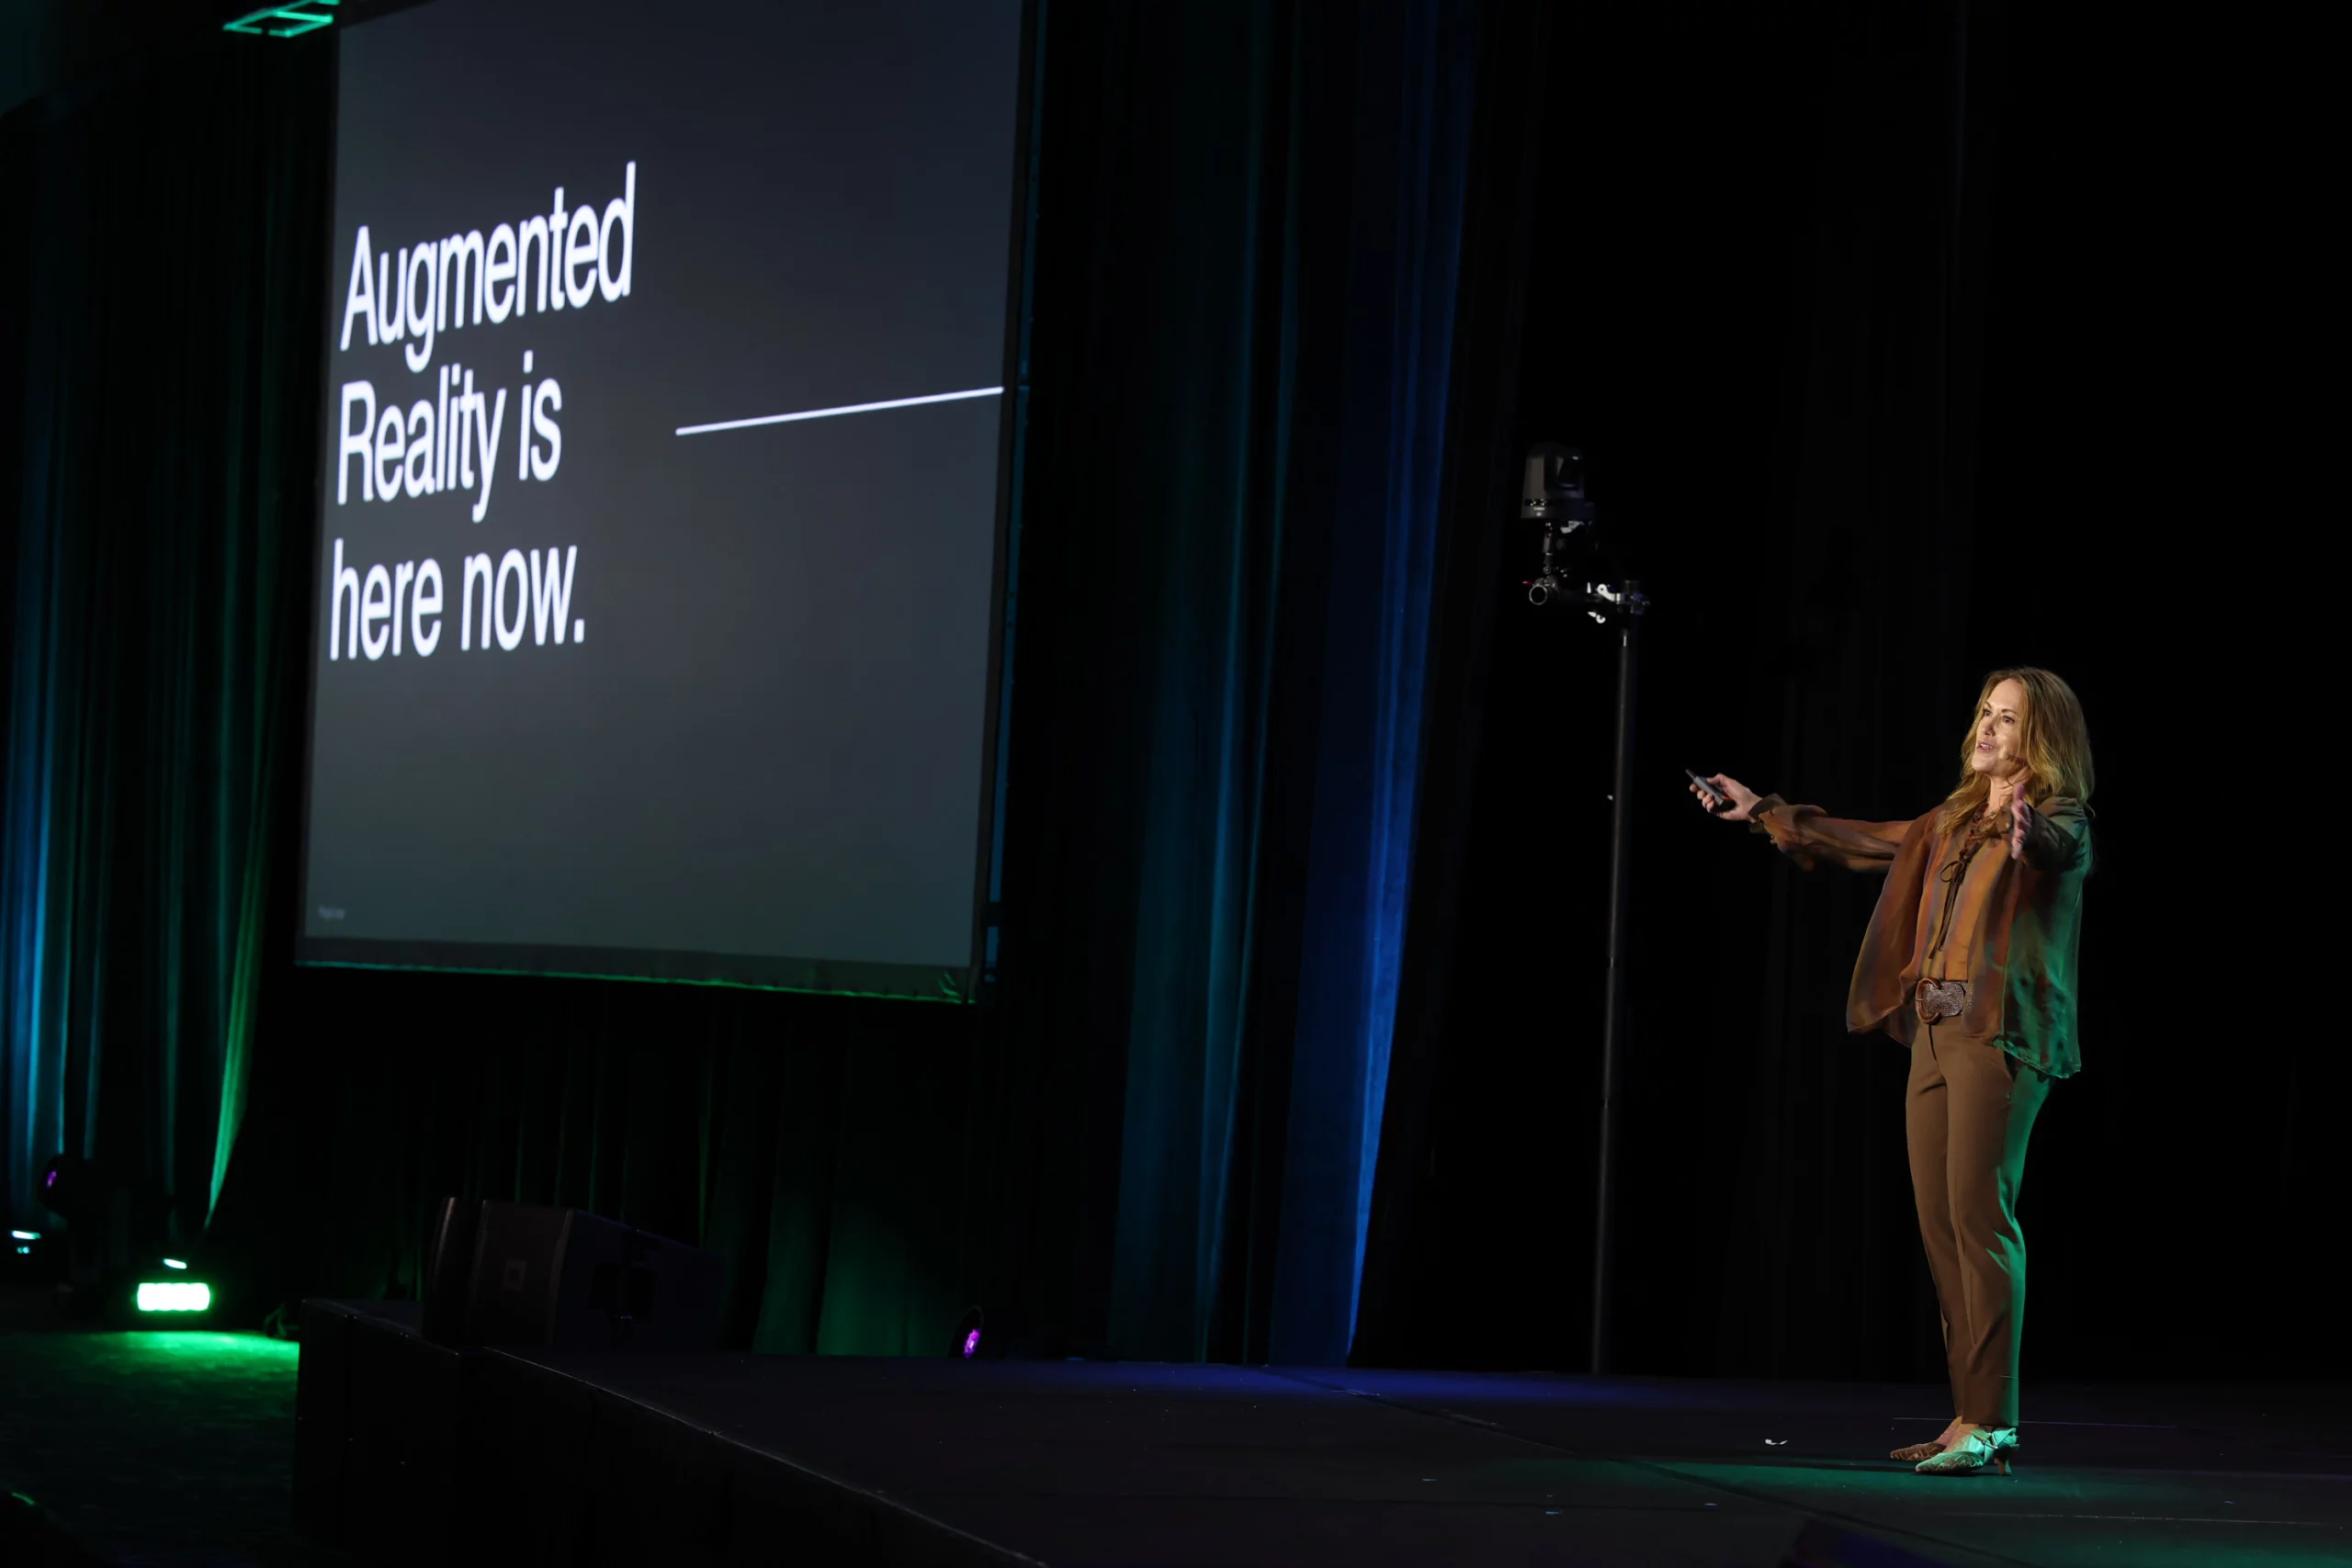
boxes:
[1916,978,1968,1021]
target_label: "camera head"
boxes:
[1521,443,1593,528]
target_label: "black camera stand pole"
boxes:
[1522,446,1648,1377]
[1587,582,1644,1378]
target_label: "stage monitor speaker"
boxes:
[1781,1517,1957,1567]
[462,1201,722,1352]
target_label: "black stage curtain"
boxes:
[1356,2,2336,1382]
[0,33,328,1254]
[6,1,2329,1382]
[5,0,1546,1365]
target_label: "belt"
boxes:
[1915,977,1969,1022]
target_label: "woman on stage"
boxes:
[1694,667,2094,1477]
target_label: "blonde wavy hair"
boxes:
[1935,667,2095,838]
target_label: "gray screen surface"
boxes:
[300,0,1022,997]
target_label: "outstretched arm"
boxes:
[1749,797,1909,873]
[1691,774,1908,874]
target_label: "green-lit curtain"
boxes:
[2,2,1502,1368]
[0,37,329,1242]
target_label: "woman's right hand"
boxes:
[1690,773,1761,823]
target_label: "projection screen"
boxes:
[298,0,1028,998]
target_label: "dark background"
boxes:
[305,0,1020,987]
[1,0,2329,1386]
[1360,3,2326,1380]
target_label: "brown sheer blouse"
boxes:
[1917,820,2007,984]
[1748,793,2093,1077]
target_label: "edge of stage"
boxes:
[294,1300,2351,1567]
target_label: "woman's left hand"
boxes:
[2007,795,2031,862]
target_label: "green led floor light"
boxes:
[136,1281,213,1313]
[8,1230,38,1240]
[224,0,336,38]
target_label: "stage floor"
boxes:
[553,1358,2352,1568]
[0,1292,351,1567]
[295,1300,2352,1568]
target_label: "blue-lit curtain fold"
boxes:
[1012,0,1484,1364]
[1268,0,1473,1365]
[0,40,326,1242]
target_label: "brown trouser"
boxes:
[1905,1017,2050,1427]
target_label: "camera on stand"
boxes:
[1518,441,1646,1378]
[1521,443,1644,623]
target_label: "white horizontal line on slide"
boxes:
[673,386,1004,437]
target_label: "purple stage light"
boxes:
[963,1328,981,1359]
